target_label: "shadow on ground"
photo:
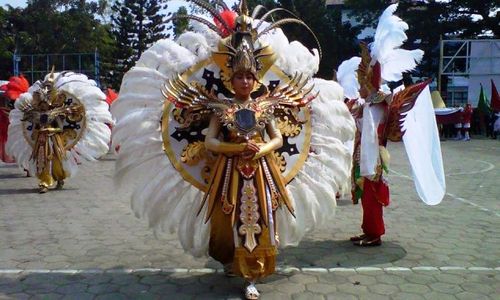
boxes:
[0,272,251,299]
[0,188,39,195]
[279,239,407,268]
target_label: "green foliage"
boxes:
[246,0,359,79]
[0,0,116,85]
[172,6,189,38]
[342,0,499,78]
[0,7,16,79]
[110,0,167,89]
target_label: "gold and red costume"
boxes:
[338,4,446,244]
[6,72,112,193]
[0,75,29,163]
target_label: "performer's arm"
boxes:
[205,115,247,154]
[254,119,283,159]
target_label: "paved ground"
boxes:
[0,138,498,299]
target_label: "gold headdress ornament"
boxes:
[32,66,59,107]
[168,0,322,93]
[357,42,389,104]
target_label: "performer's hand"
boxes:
[244,140,260,153]
[241,150,256,160]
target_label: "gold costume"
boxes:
[160,0,321,291]
[19,73,85,192]
[205,115,288,280]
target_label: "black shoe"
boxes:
[353,236,382,247]
[350,234,366,242]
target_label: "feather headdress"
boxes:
[358,3,424,96]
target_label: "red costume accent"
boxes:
[361,178,389,237]
[360,121,390,238]
[0,107,14,163]
[214,10,237,38]
[0,75,30,163]
[462,105,473,124]
[2,75,29,101]
[105,88,118,106]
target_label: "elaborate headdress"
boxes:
[356,4,424,103]
[170,0,322,92]
[30,69,66,108]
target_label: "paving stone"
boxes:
[0,140,498,299]
[259,291,290,300]
[288,274,318,284]
[399,283,431,294]
[31,293,63,300]
[391,292,425,300]
[347,274,377,286]
[94,293,127,300]
[336,282,369,294]
[291,291,325,300]
[275,282,305,294]
[55,283,88,294]
[148,283,178,295]
[459,281,494,294]
[305,282,337,294]
[87,283,121,294]
[429,282,464,294]
[456,291,492,300]
[374,274,407,285]
[357,293,391,300]
[325,292,357,300]
[424,291,461,300]
[0,283,25,294]
[2,293,30,300]
[367,283,399,295]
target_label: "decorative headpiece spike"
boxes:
[48,66,58,105]
[239,0,249,16]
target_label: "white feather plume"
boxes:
[337,57,362,100]
[113,18,354,256]
[370,3,424,82]
[6,72,112,178]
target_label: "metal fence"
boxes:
[13,51,100,87]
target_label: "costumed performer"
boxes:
[7,71,113,193]
[462,103,473,141]
[111,0,355,299]
[336,3,446,246]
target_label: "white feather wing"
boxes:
[112,34,213,257]
[6,73,112,177]
[6,93,35,174]
[337,57,361,100]
[113,20,355,255]
[278,78,355,247]
[371,3,423,82]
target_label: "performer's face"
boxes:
[231,72,255,99]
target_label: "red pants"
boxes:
[361,178,390,238]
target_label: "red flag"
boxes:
[490,80,500,112]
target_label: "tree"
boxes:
[0,7,17,79]
[172,6,189,38]
[342,0,499,78]
[110,0,168,89]
[247,0,359,79]
[0,0,116,83]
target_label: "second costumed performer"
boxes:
[112,0,355,299]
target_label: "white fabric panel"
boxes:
[360,104,385,177]
[402,86,445,205]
